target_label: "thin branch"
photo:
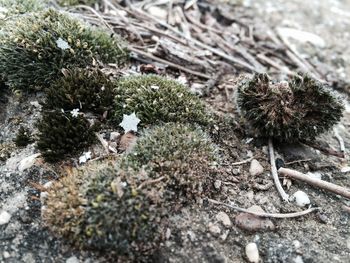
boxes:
[231,157,254,166]
[333,127,346,154]
[269,138,290,202]
[279,167,350,199]
[208,198,319,218]
[137,176,165,190]
[129,46,212,79]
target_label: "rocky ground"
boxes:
[1,0,350,263]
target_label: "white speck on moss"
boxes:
[56,37,71,50]
[79,151,92,164]
[119,112,140,133]
[70,108,79,118]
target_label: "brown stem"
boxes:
[279,167,350,199]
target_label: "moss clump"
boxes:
[0,0,47,16]
[37,110,97,162]
[119,123,218,201]
[57,0,99,6]
[81,172,161,260]
[114,75,211,127]
[44,161,162,261]
[43,166,88,240]
[42,68,115,115]
[0,9,128,90]
[13,126,33,147]
[237,73,344,141]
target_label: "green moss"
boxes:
[0,0,47,16]
[42,68,115,115]
[36,110,97,162]
[81,172,162,260]
[114,75,211,127]
[119,123,218,200]
[57,0,99,6]
[237,73,344,141]
[13,126,33,147]
[44,160,162,261]
[0,9,129,90]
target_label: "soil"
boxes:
[1,1,350,263]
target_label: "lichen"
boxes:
[114,75,211,127]
[42,68,115,115]
[36,110,97,162]
[0,9,129,90]
[237,73,344,141]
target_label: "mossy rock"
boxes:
[119,123,218,201]
[42,68,115,115]
[114,75,211,127]
[0,9,129,90]
[237,73,344,141]
[36,110,97,162]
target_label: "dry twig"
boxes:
[269,138,290,202]
[208,198,319,218]
[279,167,350,199]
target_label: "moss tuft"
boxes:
[114,75,211,127]
[119,123,218,201]
[42,68,115,115]
[36,110,97,162]
[0,9,129,90]
[44,160,162,261]
[57,0,99,6]
[13,126,33,147]
[0,0,47,17]
[237,73,344,141]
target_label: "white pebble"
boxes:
[0,210,11,225]
[3,251,10,258]
[291,191,310,207]
[294,255,304,263]
[341,166,350,173]
[249,159,264,176]
[245,242,259,263]
[208,222,221,236]
[66,256,79,263]
[216,211,232,228]
[293,240,301,249]
[18,153,41,172]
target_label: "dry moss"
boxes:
[237,73,344,141]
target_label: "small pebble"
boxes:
[214,180,222,190]
[208,222,221,236]
[291,191,310,207]
[249,159,264,176]
[0,210,11,225]
[293,240,301,249]
[3,251,10,258]
[216,211,232,228]
[18,153,41,172]
[341,166,350,173]
[109,131,120,142]
[245,242,259,263]
[294,255,304,263]
[66,256,79,263]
